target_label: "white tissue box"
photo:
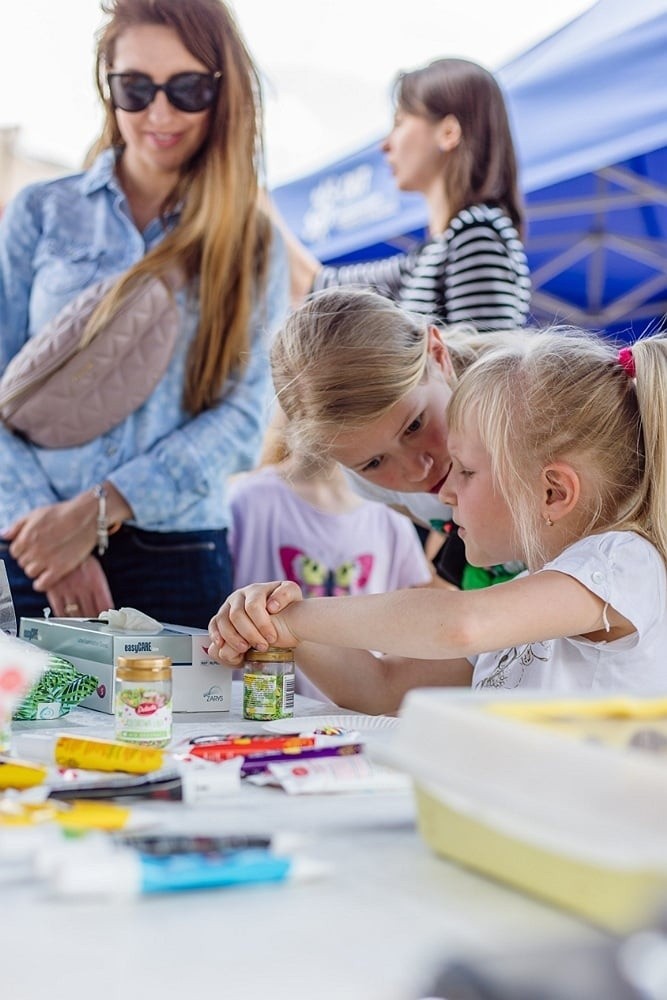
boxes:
[19,617,231,714]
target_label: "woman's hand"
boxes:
[5,482,131,591]
[45,555,115,618]
[5,496,98,589]
[208,580,302,666]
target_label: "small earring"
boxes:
[545,515,554,527]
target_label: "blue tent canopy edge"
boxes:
[272,0,667,339]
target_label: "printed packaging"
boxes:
[19,618,231,714]
[0,633,49,739]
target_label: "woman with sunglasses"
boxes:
[0,0,288,627]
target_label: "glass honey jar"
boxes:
[114,654,173,747]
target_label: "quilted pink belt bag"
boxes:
[0,272,180,449]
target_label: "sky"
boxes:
[0,0,595,187]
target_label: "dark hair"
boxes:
[395,57,523,233]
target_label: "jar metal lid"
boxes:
[243,646,294,662]
[116,654,172,680]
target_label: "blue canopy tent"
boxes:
[272,0,667,337]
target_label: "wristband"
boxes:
[93,484,109,556]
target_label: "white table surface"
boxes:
[1,685,605,1000]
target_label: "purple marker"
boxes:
[240,742,363,775]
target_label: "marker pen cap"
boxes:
[33,832,112,880]
[267,831,309,855]
[51,849,141,897]
[283,857,331,882]
[0,825,58,863]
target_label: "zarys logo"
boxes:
[203,684,226,703]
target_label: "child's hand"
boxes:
[208,580,303,665]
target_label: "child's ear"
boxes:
[541,463,580,523]
[427,326,455,381]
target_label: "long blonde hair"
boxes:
[271,287,523,458]
[87,0,271,415]
[448,330,667,570]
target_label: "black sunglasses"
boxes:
[107,71,221,113]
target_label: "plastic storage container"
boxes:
[377,689,667,932]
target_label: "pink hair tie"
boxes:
[618,347,636,379]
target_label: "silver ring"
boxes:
[64,602,80,614]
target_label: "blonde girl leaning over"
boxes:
[209,331,667,713]
[271,288,526,587]
[270,288,520,535]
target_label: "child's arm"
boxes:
[210,570,629,662]
[280,571,628,658]
[208,581,472,714]
[293,643,472,715]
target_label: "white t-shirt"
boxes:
[344,470,452,529]
[472,531,667,694]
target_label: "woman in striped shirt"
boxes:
[266,60,531,585]
[284,57,531,331]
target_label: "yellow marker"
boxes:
[0,799,132,831]
[53,734,165,774]
[55,800,132,832]
[0,756,49,789]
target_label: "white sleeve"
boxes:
[540,532,666,639]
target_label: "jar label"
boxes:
[243,672,294,721]
[115,685,172,745]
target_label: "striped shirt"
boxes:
[314,203,531,331]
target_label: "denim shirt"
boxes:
[0,148,289,532]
